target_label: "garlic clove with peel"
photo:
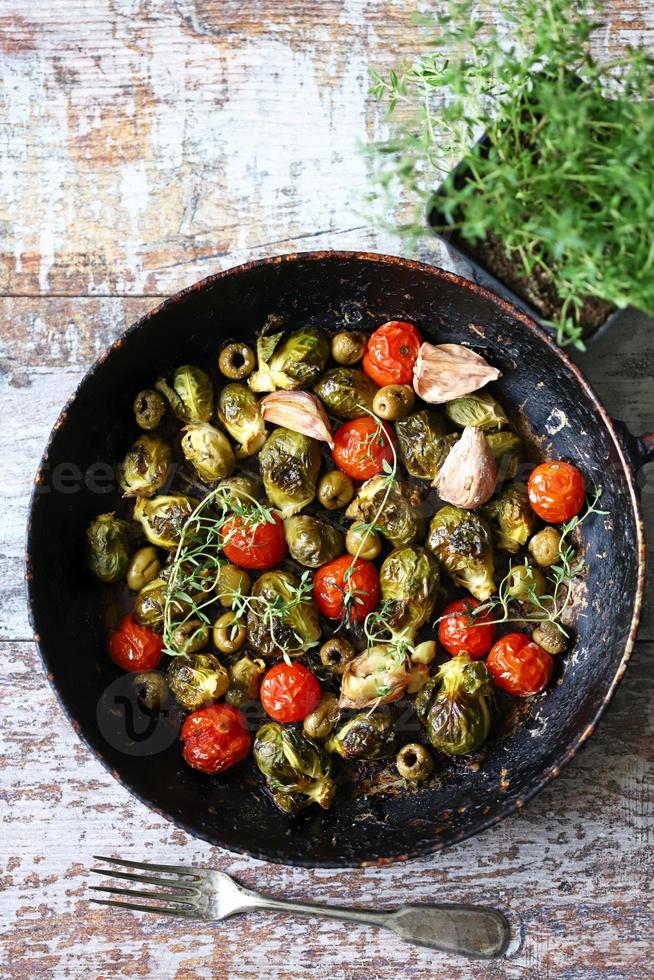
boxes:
[434,426,497,509]
[260,390,334,448]
[413,342,501,403]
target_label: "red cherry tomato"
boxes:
[108,613,163,672]
[181,703,252,774]
[260,663,322,722]
[332,417,396,481]
[222,512,287,570]
[313,555,380,623]
[487,633,553,697]
[527,461,585,523]
[362,320,422,387]
[438,599,496,659]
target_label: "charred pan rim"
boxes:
[25,250,645,868]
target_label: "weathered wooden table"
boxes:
[1,3,653,977]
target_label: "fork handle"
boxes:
[241,893,510,959]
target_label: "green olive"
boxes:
[528,527,562,567]
[532,621,567,655]
[396,743,433,782]
[319,637,355,674]
[317,470,354,510]
[410,640,437,665]
[506,562,546,602]
[219,342,256,380]
[169,618,209,655]
[132,671,169,710]
[215,563,251,607]
[126,546,162,592]
[213,611,247,653]
[133,389,165,430]
[345,524,381,561]
[372,384,415,421]
[302,693,340,741]
[331,331,367,366]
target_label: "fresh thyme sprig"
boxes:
[364,599,416,662]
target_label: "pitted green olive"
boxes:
[372,384,415,421]
[215,563,251,607]
[133,389,165,430]
[532,621,567,655]
[126,546,162,592]
[528,527,562,567]
[317,470,354,510]
[302,693,340,741]
[345,524,381,561]
[169,618,209,655]
[331,331,367,366]
[219,342,256,380]
[213,612,247,654]
[319,637,355,674]
[396,743,433,781]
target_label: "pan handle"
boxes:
[611,421,654,472]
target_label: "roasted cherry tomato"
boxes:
[438,598,496,659]
[362,320,422,387]
[108,613,163,672]
[332,417,396,481]
[313,554,380,623]
[486,633,553,697]
[527,461,585,523]
[260,662,322,723]
[181,703,252,774]
[222,512,287,570]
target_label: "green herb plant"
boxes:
[369,0,654,346]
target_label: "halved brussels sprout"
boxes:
[133,495,197,550]
[445,392,509,431]
[416,653,493,756]
[253,722,336,814]
[181,422,236,482]
[283,515,344,568]
[339,645,410,709]
[379,546,440,637]
[155,365,213,423]
[427,504,496,601]
[133,577,190,633]
[249,327,330,393]
[325,711,396,760]
[483,483,535,553]
[86,512,135,583]
[117,433,172,498]
[395,409,456,481]
[167,653,229,711]
[216,383,267,458]
[346,476,425,548]
[486,431,524,482]
[246,570,321,658]
[313,368,378,419]
[259,428,320,518]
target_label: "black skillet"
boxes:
[26,251,653,867]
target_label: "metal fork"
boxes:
[90,856,510,960]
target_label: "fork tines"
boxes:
[90,855,204,918]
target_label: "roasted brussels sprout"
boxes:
[317,470,354,510]
[396,743,433,782]
[373,384,415,421]
[167,653,229,711]
[379,546,440,637]
[345,524,381,561]
[331,331,367,365]
[313,368,377,419]
[219,342,255,380]
[303,693,340,741]
[212,611,247,654]
[155,365,213,423]
[168,618,209,655]
[86,512,135,583]
[133,389,165,430]
[247,570,321,658]
[346,476,425,548]
[284,515,344,568]
[395,410,457,481]
[416,653,493,756]
[216,383,267,458]
[528,527,561,567]
[133,577,188,632]
[445,392,509,430]
[486,431,524,482]
[249,327,330,393]
[180,422,236,482]
[225,655,266,707]
[427,505,496,601]
[339,645,410,709]
[253,722,336,814]
[483,483,535,553]
[319,637,355,674]
[132,671,169,711]
[214,562,251,607]
[215,475,260,507]
[126,546,162,591]
[506,561,546,602]
[117,433,172,498]
[133,495,197,550]
[259,428,320,518]
[325,711,396,760]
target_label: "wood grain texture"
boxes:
[1,0,654,977]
